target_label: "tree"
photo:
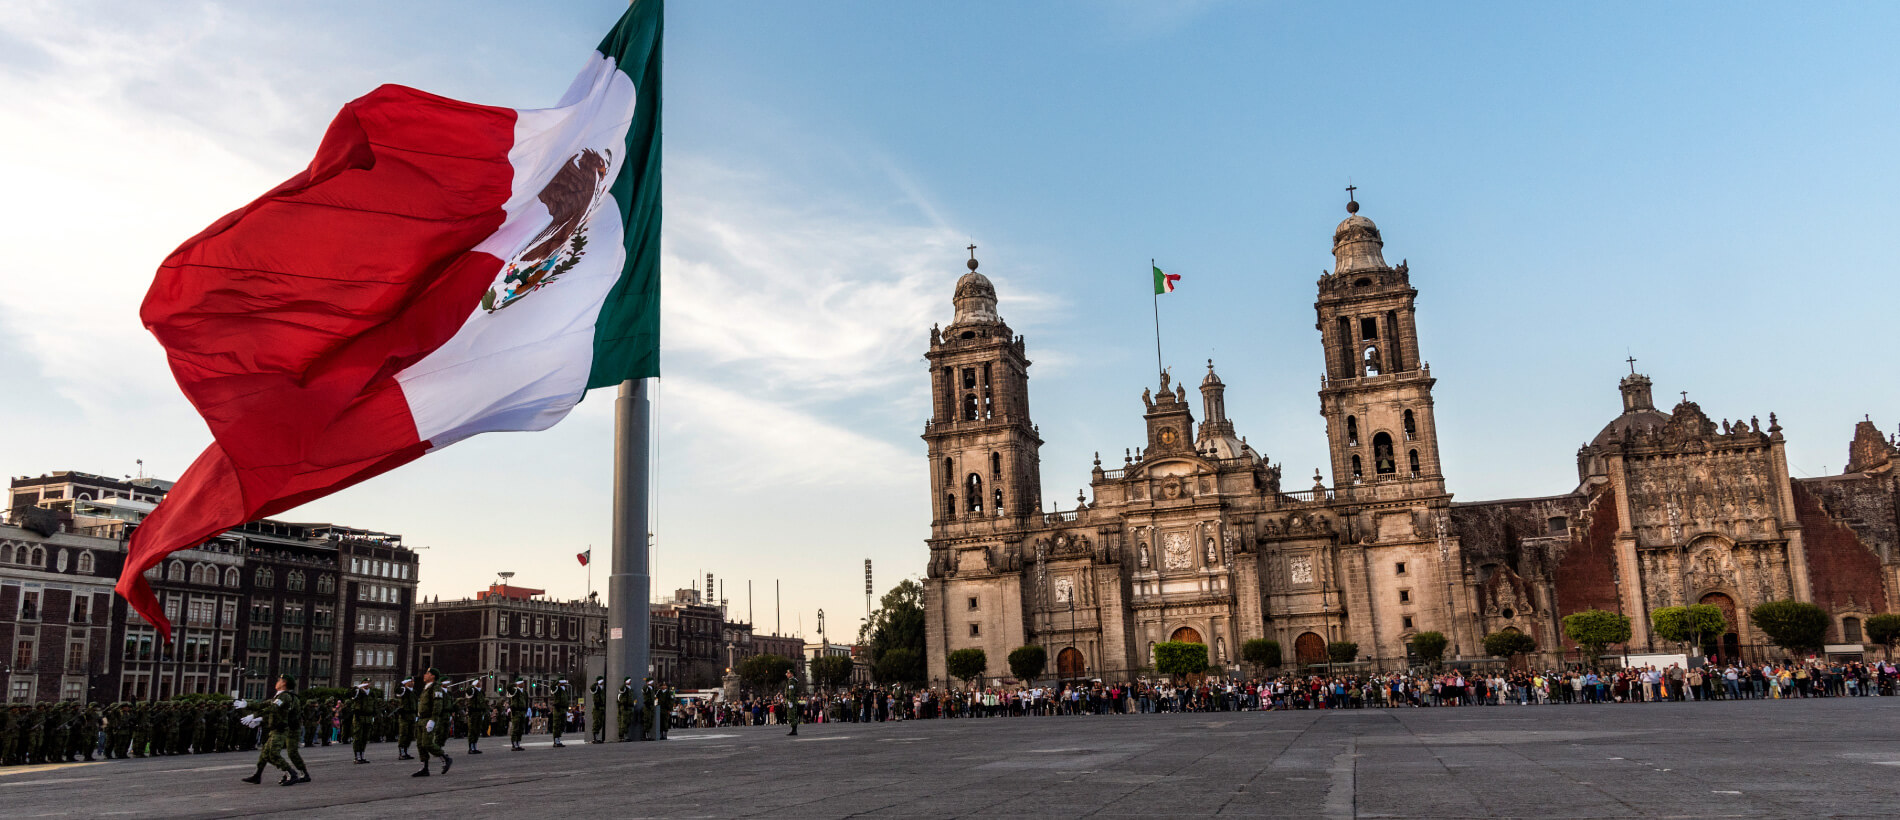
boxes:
[1483,630,1538,660]
[859,580,926,665]
[1153,641,1209,680]
[1749,600,1830,655]
[1864,613,1900,658]
[946,648,988,689]
[1007,645,1048,682]
[873,647,924,685]
[1410,632,1448,667]
[1562,609,1632,663]
[810,655,855,690]
[1650,604,1727,650]
[1326,641,1359,665]
[739,653,793,692]
[1241,639,1281,672]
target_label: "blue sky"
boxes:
[1,1,1895,639]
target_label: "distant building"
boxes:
[652,588,723,688]
[4,469,419,702]
[411,584,605,689]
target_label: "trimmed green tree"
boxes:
[1326,641,1359,665]
[1650,604,1727,651]
[1007,645,1048,682]
[1864,613,1900,659]
[1483,629,1538,660]
[810,655,856,690]
[946,648,988,689]
[1411,631,1449,667]
[1153,641,1209,680]
[1562,609,1631,663]
[1241,638,1281,672]
[859,580,926,665]
[739,653,794,692]
[1749,600,1830,655]
[873,647,924,685]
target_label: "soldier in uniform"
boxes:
[639,678,656,741]
[0,705,15,766]
[656,685,673,740]
[393,676,419,760]
[411,667,454,777]
[463,677,487,754]
[128,702,150,758]
[548,679,570,748]
[617,677,636,742]
[347,679,378,764]
[589,676,607,743]
[239,674,310,786]
[506,678,529,751]
[79,702,102,761]
[783,669,802,737]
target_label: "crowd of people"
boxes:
[674,658,1900,728]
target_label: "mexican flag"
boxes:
[117,1,664,639]
[1153,264,1180,294]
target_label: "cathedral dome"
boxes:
[948,256,1001,328]
[1591,408,1671,447]
[1332,210,1389,274]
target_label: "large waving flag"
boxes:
[117,2,664,640]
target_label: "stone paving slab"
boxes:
[1,697,1897,818]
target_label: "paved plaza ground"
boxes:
[3,697,1897,818]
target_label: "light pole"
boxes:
[1068,596,1077,680]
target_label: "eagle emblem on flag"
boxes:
[482,147,614,313]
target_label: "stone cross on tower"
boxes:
[1626,355,1638,375]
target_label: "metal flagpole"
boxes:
[1151,259,1165,382]
[608,378,652,742]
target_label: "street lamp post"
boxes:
[1068,596,1077,680]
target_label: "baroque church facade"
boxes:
[922,200,1900,684]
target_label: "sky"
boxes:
[2,1,1896,642]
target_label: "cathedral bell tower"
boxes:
[923,249,1043,527]
[1314,194,1446,495]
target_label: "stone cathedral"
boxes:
[921,198,1900,684]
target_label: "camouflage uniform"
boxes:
[347,684,379,763]
[463,682,488,753]
[412,672,453,776]
[590,677,607,743]
[507,681,529,750]
[548,681,570,747]
[393,679,418,760]
[241,682,308,786]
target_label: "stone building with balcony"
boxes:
[923,197,1898,682]
[412,584,604,689]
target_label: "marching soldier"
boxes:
[239,674,310,786]
[590,676,607,743]
[412,667,453,777]
[347,679,378,764]
[548,679,570,748]
[617,677,636,742]
[783,669,802,737]
[506,678,529,751]
[393,676,419,760]
[302,697,322,747]
[464,678,487,754]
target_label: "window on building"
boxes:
[225,567,240,588]
[219,636,234,662]
[1398,589,1411,604]
[1360,317,1378,340]
[1395,562,1407,575]
[1351,454,1363,481]
[14,638,34,669]
[77,551,94,574]
[968,623,980,637]
[287,571,306,592]
[1403,409,1417,440]
[189,564,207,585]
[222,601,238,628]
[1844,617,1862,643]
[1408,449,1421,478]
[1403,616,1414,630]
[967,597,979,610]
[19,590,39,620]
[1346,416,1359,447]
[1548,516,1568,536]
[499,613,510,636]
[55,549,67,572]
[255,568,274,588]
[167,561,185,582]
[966,474,983,513]
[164,596,180,624]
[72,596,90,624]
[317,574,335,595]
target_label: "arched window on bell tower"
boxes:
[993,488,1003,516]
[1403,409,1416,440]
[945,492,955,517]
[963,393,978,421]
[966,474,984,514]
[1374,432,1396,475]
[1408,449,1421,478]
[1351,454,1363,481]
[1346,416,1359,447]
[990,452,1001,477]
[942,457,953,486]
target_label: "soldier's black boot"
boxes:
[788,725,797,736]
[411,764,431,777]
[296,768,312,784]
[241,764,265,784]
[279,772,298,787]
[440,755,452,774]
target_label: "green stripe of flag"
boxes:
[587,0,663,387]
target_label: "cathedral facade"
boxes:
[922,201,1900,684]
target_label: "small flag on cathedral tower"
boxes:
[1153,265,1180,295]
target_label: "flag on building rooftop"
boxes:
[577,549,592,567]
[116,1,664,641]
